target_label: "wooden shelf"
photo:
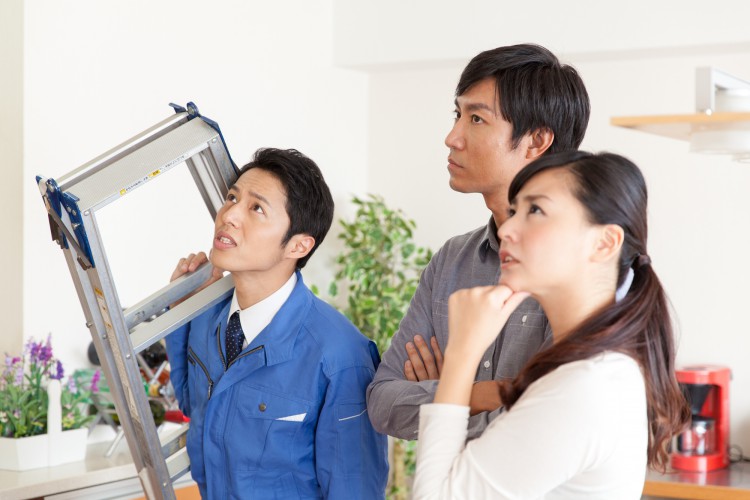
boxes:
[611,112,750,141]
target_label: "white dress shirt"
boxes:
[228,273,297,348]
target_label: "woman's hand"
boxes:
[446,285,529,361]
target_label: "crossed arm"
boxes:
[403,334,504,417]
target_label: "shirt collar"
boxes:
[480,216,500,260]
[229,273,298,347]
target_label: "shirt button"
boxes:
[522,315,527,323]
[483,360,490,369]
[259,403,267,412]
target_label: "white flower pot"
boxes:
[0,433,49,471]
[49,427,89,467]
[0,429,89,471]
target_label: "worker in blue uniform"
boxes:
[165,148,389,499]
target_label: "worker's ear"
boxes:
[285,234,315,261]
[525,127,554,161]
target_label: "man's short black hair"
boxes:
[239,148,334,269]
[456,44,590,153]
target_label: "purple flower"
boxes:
[67,376,78,394]
[50,360,64,380]
[38,334,54,363]
[91,369,101,393]
[27,338,43,364]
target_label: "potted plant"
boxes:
[323,194,432,500]
[0,335,100,470]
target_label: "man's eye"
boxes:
[226,193,237,203]
[453,110,461,121]
[471,115,483,124]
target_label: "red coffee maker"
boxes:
[671,365,731,472]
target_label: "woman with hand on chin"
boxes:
[413,151,690,499]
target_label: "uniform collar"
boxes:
[229,273,297,347]
[247,270,312,366]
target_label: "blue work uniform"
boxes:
[166,272,389,499]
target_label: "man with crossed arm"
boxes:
[366,44,591,440]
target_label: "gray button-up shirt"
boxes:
[366,218,552,440]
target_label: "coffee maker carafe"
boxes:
[672,365,731,472]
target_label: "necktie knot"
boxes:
[225,311,245,365]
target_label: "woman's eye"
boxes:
[471,115,483,124]
[253,204,265,214]
[507,207,516,218]
[529,204,543,215]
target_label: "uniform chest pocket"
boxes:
[227,385,312,471]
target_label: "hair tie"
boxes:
[635,254,651,269]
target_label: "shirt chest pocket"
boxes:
[227,385,312,471]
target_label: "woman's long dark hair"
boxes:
[498,151,690,470]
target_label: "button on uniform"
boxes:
[483,360,491,369]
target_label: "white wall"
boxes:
[11,0,750,458]
[0,0,24,358]
[359,3,750,453]
[22,0,368,370]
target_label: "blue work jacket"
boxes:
[166,272,388,499]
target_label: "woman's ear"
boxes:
[525,127,555,160]
[592,224,624,263]
[285,234,316,261]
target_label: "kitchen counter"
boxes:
[643,461,750,499]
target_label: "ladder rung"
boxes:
[68,118,221,212]
[130,275,234,353]
[57,113,188,192]
[124,262,215,330]
[166,447,191,483]
[160,423,189,459]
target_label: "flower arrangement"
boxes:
[0,335,99,438]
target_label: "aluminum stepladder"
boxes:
[36,102,238,499]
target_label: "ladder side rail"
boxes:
[206,138,239,193]
[52,207,176,499]
[58,113,189,192]
[81,210,177,500]
[185,140,239,220]
[185,155,223,221]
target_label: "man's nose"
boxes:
[445,120,465,150]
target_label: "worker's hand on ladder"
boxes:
[169,252,225,307]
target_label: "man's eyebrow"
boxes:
[228,185,272,207]
[454,99,496,114]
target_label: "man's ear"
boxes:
[591,224,624,263]
[525,127,555,161]
[285,234,316,261]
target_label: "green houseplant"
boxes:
[325,194,432,499]
[0,335,99,470]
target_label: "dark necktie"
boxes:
[225,311,245,365]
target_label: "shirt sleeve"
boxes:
[366,251,439,439]
[165,323,191,417]
[315,357,389,500]
[412,362,621,500]
[366,247,499,440]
